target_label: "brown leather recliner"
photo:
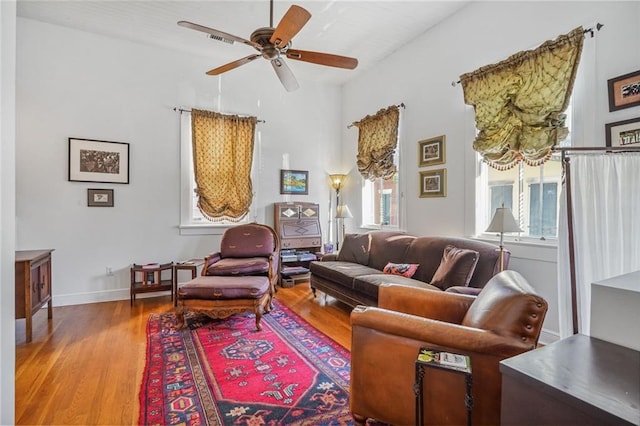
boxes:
[350,270,548,426]
[202,223,280,290]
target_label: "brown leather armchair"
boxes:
[202,223,280,291]
[350,270,548,425]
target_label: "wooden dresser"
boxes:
[15,249,54,343]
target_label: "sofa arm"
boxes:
[202,252,222,275]
[378,283,476,324]
[445,286,482,296]
[351,305,531,358]
[319,253,338,261]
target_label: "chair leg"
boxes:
[175,307,186,329]
[352,413,367,426]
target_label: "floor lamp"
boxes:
[486,205,522,271]
[335,204,353,251]
[329,174,347,249]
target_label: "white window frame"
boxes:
[360,114,404,230]
[178,111,254,235]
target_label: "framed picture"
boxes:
[607,70,640,112]
[605,117,640,147]
[418,135,446,167]
[280,169,309,195]
[87,189,114,207]
[69,138,130,184]
[419,168,447,198]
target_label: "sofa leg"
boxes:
[311,287,317,297]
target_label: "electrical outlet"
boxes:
[106,267,113,276]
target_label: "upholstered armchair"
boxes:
[203,223,280,291]
[350,270,547,426]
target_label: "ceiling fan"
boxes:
[178,0,358,92]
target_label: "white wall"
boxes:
[1,1,17,422]
[15,18,341,306]
[342,1,640,343]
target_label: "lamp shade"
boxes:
[329,174,347,190]
[336,204,353,219]
[486,207,522,233]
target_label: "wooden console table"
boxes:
[500,334,640,425]
[15,249,54,343]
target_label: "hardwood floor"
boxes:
[15,282,353,425]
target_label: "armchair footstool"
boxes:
[176,275,272,331]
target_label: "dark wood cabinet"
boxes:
[15,249,54,343]
[274,202,322,286]
[500,334,640,425]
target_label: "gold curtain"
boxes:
[460,27,584,170]
[191,109,257,221]
[353,105,400,180]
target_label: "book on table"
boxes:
[417,347,471,373]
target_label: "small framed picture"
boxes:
[87,189,114,207]
[280,169,309,195]
[605,117,640,147]
[419,168,447,198]
[607,70,640,112]
[69,138,130,184]
[418,135,446,167]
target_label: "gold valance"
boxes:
[353,105,400,180]
[460,27,584,170]
[191,109,257,221]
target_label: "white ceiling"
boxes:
[16,0,470,85]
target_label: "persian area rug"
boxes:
[139,299,354,425]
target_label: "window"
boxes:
[179,111,254,234]
[362,173,400,228]
[484,159,562,240]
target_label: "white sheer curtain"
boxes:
[558,152,640,338]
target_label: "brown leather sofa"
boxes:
[310,231,508,307]
[350,270,548,425]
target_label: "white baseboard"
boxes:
[53,288,170,307]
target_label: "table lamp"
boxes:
[486,205,522,271]
[335,204,353,251]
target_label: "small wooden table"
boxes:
[173,259,205,306]
[130,262,174,305]
[15,249,54,343]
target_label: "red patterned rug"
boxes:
[139,299,354,425]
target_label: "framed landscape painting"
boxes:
[418,135,446,167]
[69,138,130,184]
[280,169,309,195]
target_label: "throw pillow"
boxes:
[337,233,371,265]
[383,262,419,278]
[430,245,479,290]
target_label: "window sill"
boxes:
[179,223,229,236]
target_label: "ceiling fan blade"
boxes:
[271,58,299,92]
[206,54,261,75]
[178,21,261,49]
[286,49,358,69]
[269,5,311,48]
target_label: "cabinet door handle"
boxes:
[40,282,45,289]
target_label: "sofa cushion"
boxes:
[429,245,479,290]
[367,232,415,271]
[353,274,441,299]
[383,262,419,278]
[337,233,371,265]
[309,261,380,289]
[206,257,270,276]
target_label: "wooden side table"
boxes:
[414,347,473,426]
[15,249,54,343]
[130,262,174,305]
[173,259,205,306]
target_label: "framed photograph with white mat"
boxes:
[605,117,640,147]
[69,138,130,184]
